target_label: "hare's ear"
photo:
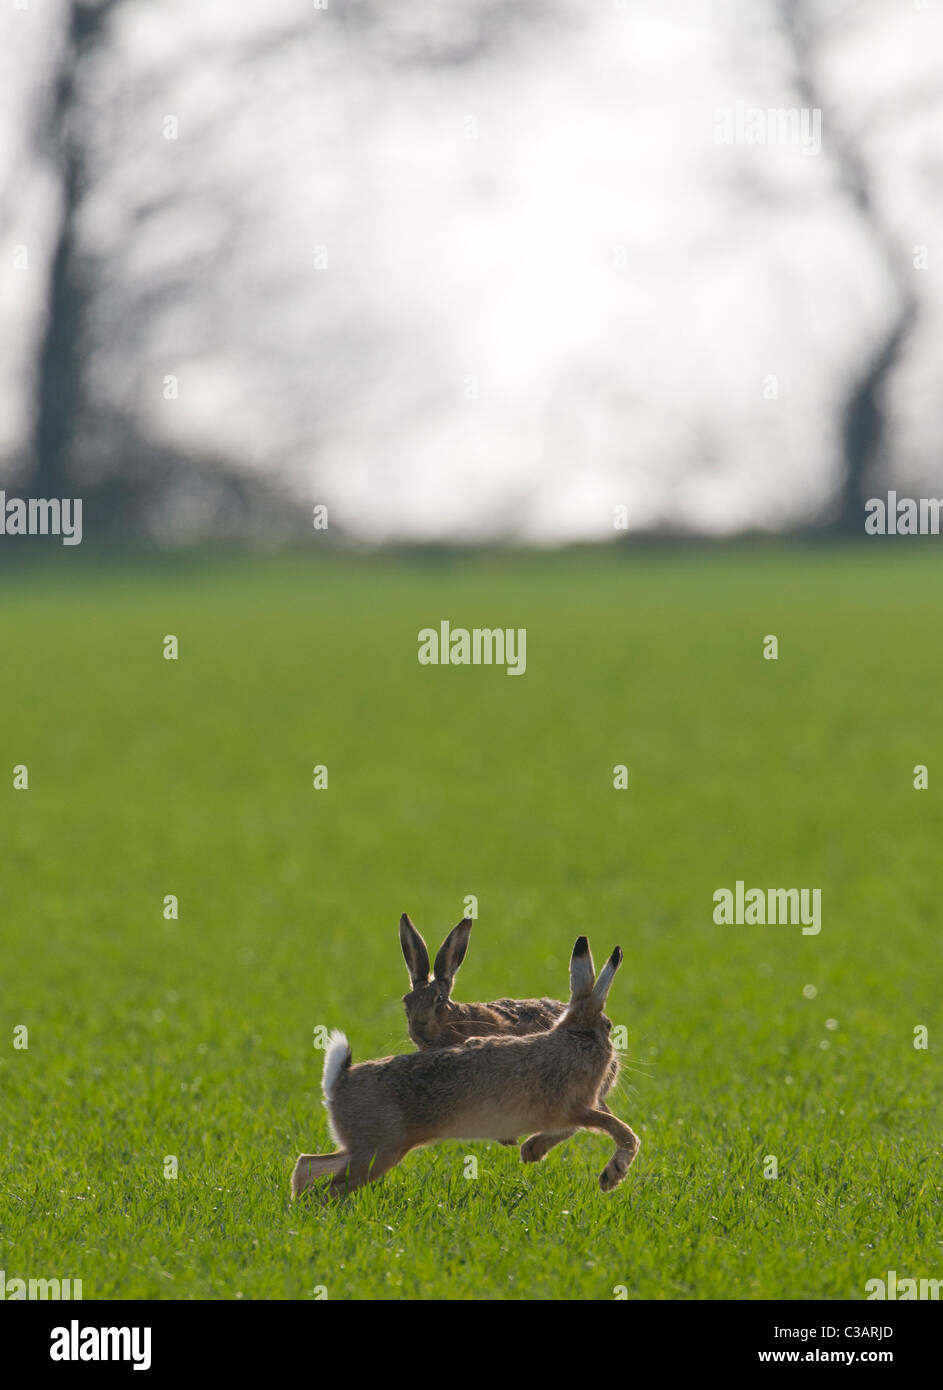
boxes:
[400,913,431,986]
[433,919,473,990]
[591,946,622,1008]
[569,936,596,999]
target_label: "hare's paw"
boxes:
[290,1156,317,1199]
[521,1134,550,1163]
[599,1151,633,1192]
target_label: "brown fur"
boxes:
[399,913,565,1048]
[291,936,640,1199]
[398,914,619,1136]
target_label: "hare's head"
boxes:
[399,913,473,1047]
[557,936,622,1034]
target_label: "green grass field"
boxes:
[1,542,940,1300]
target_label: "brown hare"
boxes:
[291,936,640,1199]
[399,912,564,1048]
[399,913,619,1138]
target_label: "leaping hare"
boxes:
[291,936,640,1198]
[399,913,564,1047]
[398,913,619,1126]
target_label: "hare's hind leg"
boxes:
[520,1128,576,1163]
[291,1151,350,1198]
[576,1108,640,1191]
[328,1145,407,1197]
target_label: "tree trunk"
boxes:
[31,1,117,499]
[832,301,917,534]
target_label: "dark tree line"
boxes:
[12,0,941,539]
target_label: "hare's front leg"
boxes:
[576,1108,640,1191]
[520,1094,619,1163]
[520,1128,576,1163]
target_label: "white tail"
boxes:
[322,1029,350,1101]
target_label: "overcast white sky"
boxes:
[2,0,942,539]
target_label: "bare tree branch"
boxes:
[778,0,919,532]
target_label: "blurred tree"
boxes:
[33,0,119,502]
[8,0,941,541]
[779,0,921,533]
[26,0,308,536]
